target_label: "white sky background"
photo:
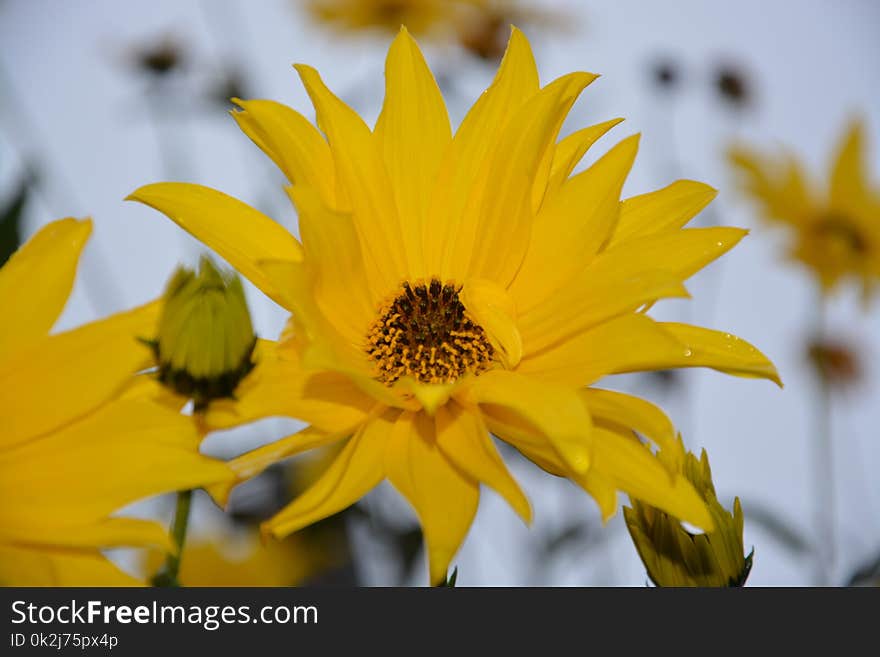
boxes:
[1,0,879,586]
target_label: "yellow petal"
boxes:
[52,517,172,552]
[519,263,687,355]
[295,63,408,288]
[374,27,451,278]
[204,340,375,434]
[579,388,676,455]
[423,26,539,276]
[461,278,522,369]
[485,414,617,521]
[0,400,231,544]
[512,134,640,313]
[728,146,813,224]
[591,427,713,531]
[458,370,591,473]
[0,300,160,448]
[289,184,378,342]
[543,118,624,200]
[454,71,599,287]
[830,118,869,213]
[231,98,337,203]
[263,411,392,538]
[206,425,351,508]
[0,217,91,361]
[611,180,718,246]
[385,411,479,585]
[0,544,144,586]
[126,183,303,306]
[518,313,686,387]
[435,402,531,524]
[657,322,783,386]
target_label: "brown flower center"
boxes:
[367,279,494,385]
[813,215,867,255]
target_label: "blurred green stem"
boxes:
[156,489,193,587]
[811,293,834,586]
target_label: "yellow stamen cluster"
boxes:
[367,279,494,385]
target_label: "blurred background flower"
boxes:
[1,0,879,586]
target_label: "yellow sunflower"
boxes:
[129,27,780,584]
[305,0,455,37]
[729,119,880,301]
[0,218,231,585]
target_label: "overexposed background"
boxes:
[2,0,879,586]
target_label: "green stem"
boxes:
[154,490,193,587]
[811,293,834,586]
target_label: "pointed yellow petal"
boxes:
[0,300,160,448]
[55,517,172,551]
[435,402,531,524]
[206,426,350,508]
[543,118,624,200]
[580,388,676,455]
[830,118,870,212]
[518,313,685,387]
[424,26,539,276]
[484,414,617,521]
[385,411,479,585]
[591,427,713,531]
[458,370,591,473]
[126,183,302,306]
[231,98,337,203]
[512,134,640,313]
[204,340,375,434]
[0,544,144,586]
[289,184,378,341]
[611,180,718,246]
[454,72,598,287]
[263,412,391,538]
[657,322,782,386]
[374,27,451,278]
[0,217,91,361]
[519,268,687,355]
[0,400,231,544]
[295,63,408,288]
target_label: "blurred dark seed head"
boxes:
[649,368,682,389]
[715,64,751,107]
[210,68,249,109]
[132,35,186,77]
[807,339,862,387]
[651,59,680,91]
[457,10,507,62]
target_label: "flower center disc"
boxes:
[813,215,867,255]
[367,279,495,385]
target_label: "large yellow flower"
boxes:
[0,218,231,585]
[130,28,779,584]
[729,120,880,300]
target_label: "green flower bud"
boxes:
[147,255,256,411]
[624,437,753,587]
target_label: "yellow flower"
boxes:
[306,0,455,36]
[142,529,336,587]
[0,218,231,585]
[145,256,257,411]
[129,28,780,584]
[729,120,880,301]
[624,438,752,587]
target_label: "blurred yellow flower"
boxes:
[0,218,231,585]
[729,120,880,301]
[305,0,454,36]
[130,27,779,584]
[143,529,337,587]
[624,438,752,587]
